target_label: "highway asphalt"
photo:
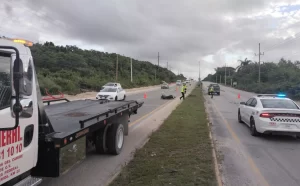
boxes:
[204,81,300,186]
[40,84,191,186]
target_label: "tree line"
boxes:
[32,42,185,95]
[203,58,300,99]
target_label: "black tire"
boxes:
[238,110,243,123]
[123,95,126,101]
[218,92,220,95]
[115,96,118,101]
[95,129,107,154]
[250,118,259,136]
[107,123,125,155]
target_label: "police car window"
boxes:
[261,99,299,109]
[0,52,11,110]
[245,98,254,106]
[249,99,257,107]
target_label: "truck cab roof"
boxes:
[0,38,32,55]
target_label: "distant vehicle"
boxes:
[101,82,122,90]
[197,81,202,87]
[176,80,182,86]
[185,80,191,85]
[208,84,220,95]
[96,87,126,101]
[238,94,300,137]
[161,82,169,89]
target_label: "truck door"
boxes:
[0,54,38,185]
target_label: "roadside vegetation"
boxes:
[109,86,217,186]
[203,58,300,99]
[31,41,186,95]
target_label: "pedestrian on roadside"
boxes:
[184,83,187,94]
[180,83,186,100]
[209,86,214,99]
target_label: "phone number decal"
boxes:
[0,143,23,161]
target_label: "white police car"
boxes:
[238,94,300,137]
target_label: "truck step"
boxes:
[13,176,42,186]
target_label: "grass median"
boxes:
[110,86,217,186]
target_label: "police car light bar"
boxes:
[257,94,286,98]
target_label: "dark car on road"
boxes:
[208,84,221,95]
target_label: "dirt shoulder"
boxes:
[45,84,165,101]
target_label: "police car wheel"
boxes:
[238,110,243,123]
[250,118,259,136]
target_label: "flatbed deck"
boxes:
[44,99,143,138]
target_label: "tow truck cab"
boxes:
[0,38,144,186]
[0,38,40,185]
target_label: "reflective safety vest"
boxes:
[181,86,185,93]
[209,87,214,92]
[184,85,187,90]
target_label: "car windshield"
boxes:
[260,99,299,109]
[104,83,115,86]
[101,87,117,92]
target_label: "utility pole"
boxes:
[130,58,133,82]
[167,61,168,70]
[225,63,227,86]
[158,52,160,67]
[116,54,118,81]
[220,75,221,84]
[231,78,232,86]
[255,43,264,83]
[216,75,217,83]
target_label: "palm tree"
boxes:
[235,58,252,72]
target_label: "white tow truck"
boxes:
[0,38,144,186]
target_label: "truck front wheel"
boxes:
[107,123,124,155]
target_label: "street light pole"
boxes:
[199,61,201,81]
[116,54,118,81]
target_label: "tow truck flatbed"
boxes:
[43,99,144,147]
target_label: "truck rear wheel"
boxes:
[95,129,107,154]
[107,123,124,155]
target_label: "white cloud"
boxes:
[2,0,300,79]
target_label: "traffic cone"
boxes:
[238,93,240,99]
[144,92,147,99]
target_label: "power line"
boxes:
[264,32,300,53]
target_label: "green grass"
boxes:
[109,87,217,186]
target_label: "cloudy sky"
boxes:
[1,0,300,79]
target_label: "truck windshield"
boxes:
[101,88,117,92]
[0,52,11,110]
